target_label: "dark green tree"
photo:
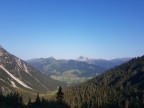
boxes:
[35,93,41,107]
[56,86,64,102]
[124,99,129,108]
[28,97,32,106]
[0,87,3,96]
[19,94,23,104]
[142,90,144,108]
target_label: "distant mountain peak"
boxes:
[48,56,55,60]
[77,56,91,61]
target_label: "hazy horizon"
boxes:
[0,0,144,60]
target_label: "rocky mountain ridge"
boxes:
[0,46,66,94]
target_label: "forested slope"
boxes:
[64,56,144,108]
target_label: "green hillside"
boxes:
[64,56,144,108]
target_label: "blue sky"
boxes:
[0,0,144,60]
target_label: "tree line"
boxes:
[0,86,70,108]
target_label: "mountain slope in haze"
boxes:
[77,56,131,69]
[27,57,106,84]
[27,56,130,84]
[0,46,66,94]
[64,56,144,108]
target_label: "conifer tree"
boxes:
[124,99,129,108]
[142,90,144,108]
[35,93,41,106]
[56,86,64,102]
[0,87,3,96]
[19,94,23,104]
[28,97,32,105]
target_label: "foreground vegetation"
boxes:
[0,87,69,108]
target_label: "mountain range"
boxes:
[27,57,106,84]
[27,56,131,84]
[0,46,143,107]
[0,46,66,95]
[77,56,131,69]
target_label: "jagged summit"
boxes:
[77,56,91,61]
